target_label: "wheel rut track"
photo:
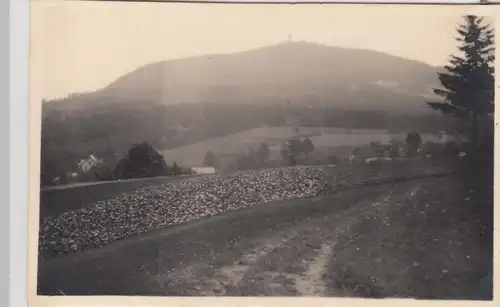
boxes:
[147,182,422,297]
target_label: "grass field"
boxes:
[159,126,441,167]
[37,172,493,298]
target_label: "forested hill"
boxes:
[44,41,442,112]
[40,42,449,184]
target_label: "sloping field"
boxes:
[159,127,441,167]
[37,172,493,299]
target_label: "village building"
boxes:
[78,154,103,173]
[191,166,217,175]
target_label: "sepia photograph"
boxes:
[30,1,495,302]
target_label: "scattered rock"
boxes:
[39,161,451,256]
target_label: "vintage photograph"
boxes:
[32,1,494,300]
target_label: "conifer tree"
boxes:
[171,162,181,175]
[428,15,494,148]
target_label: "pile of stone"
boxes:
[38,159,452,257]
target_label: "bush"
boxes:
[406,132,422,156]
[93,165,115,181]
[171,162,181,176]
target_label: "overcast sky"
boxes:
[31,2,493,100]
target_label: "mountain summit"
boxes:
[48,42,442,112]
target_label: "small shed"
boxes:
[191,166,217,175]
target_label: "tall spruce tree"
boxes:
[428,15,494,148]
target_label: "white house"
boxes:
[78,154,103,173]
[191,166,217,175]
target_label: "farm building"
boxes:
[191,166,217,175]
[78,154,103,173]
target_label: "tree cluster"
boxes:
[112,142,187,180]
[280,137,316,166]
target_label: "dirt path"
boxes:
[149,182,415,297]
[37,175,492,299]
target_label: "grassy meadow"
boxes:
[158,126,442,167]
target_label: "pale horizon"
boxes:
[31,2,492,100]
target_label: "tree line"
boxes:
[203,137,318,172]
[45,142,190,186]
[40,104,458,184]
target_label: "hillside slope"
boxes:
[40,42,446,183]
[45,41,441,112]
